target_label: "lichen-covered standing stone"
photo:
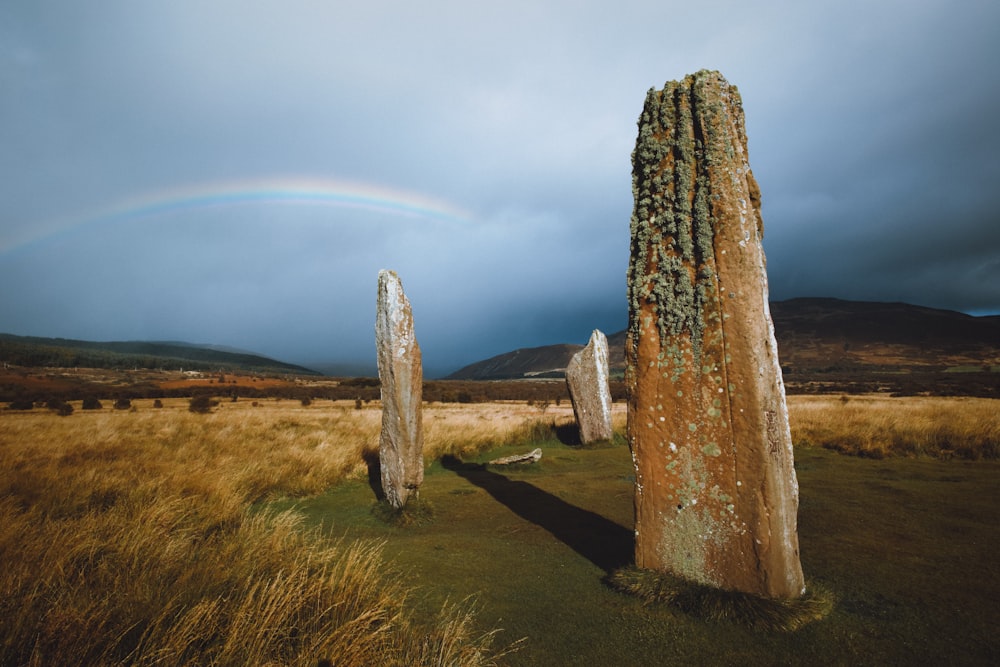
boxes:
[566,329,614,444]
[626,71,805,598]
[375,269,423,509]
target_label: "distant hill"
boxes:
[307,361,379,378]
[446,298,1000,383]
[446,334,622,381]
[446,344,584,380]
[770,298,1000,373]
[0,333,318,376]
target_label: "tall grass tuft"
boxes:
[0,400,532,666]
[399,597,525,666]
[607,566,834,632]
[787,395,1000,460]
[0,497,508,665]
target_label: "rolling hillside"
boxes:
[446,298,1000,387]
[770,298,1000,372]
[0,333,318,376]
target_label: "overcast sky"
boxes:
[2,1,998,376]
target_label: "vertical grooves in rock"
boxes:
[626,71,805,599]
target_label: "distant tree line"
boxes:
[6,363,1000,410]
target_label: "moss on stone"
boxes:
[627,70,732,366]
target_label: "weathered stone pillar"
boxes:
[375,269,423,509]
[625,70,805,598]
[566,329,614,444]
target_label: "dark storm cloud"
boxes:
[1,1,998,375]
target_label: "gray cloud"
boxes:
[1,1,998,375]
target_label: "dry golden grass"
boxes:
[4,393,990,664]
[0,398,553,666]
[787,394,999,459]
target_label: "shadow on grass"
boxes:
[554,421,622,449]
[440,455,632,573]
[554,422,582,446]
[362,449,385,502]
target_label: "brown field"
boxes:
[789,394,1000,459]
[0,398,597,666]
[0,369,81,394]
[0,367,306,394]
[1,395,995,664]
[156,376,300,390]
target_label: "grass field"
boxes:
[2,396,998,665]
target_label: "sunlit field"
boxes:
[1,395,997,665]
[790,394,1000,459]
[0,398,573,666]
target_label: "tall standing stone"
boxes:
[625,71,805,599]
[375,269,423,509]
[566,329,614,444]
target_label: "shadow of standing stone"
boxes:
[441,455,633,573]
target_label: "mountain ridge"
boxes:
[0,333,318,376]
[446,298,1000,381]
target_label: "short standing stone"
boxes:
[566,329,614,444]
[625,71,805,599]
[375,269,424,509]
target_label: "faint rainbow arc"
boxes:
[3,178,476,254]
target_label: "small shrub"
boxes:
[300,397,312,407]
[82,397,103,410]
[152,399,163,408]
[189,395,218,414]
[46,398,73,416]
[113,398,131,410]
[7,398,34,411]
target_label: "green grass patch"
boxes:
[607,567,833,632]
[370,497,436,527]
[274,440,1000,665]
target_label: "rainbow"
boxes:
[3,177,476,254]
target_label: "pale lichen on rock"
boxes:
[375,269,424,510]
[565,329,614,444]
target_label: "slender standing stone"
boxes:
[375,269,423,509]
[566,329,614,444]
[626,71,805,598]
